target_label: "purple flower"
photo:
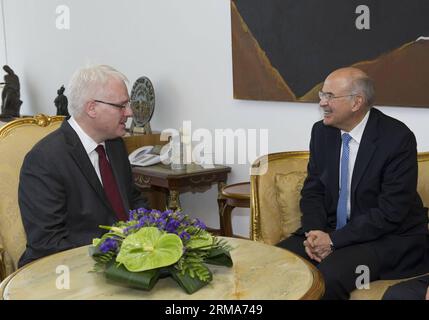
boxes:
[148,215,157,224]
[165,220,181,233]
[138,216,149,227]
[180,218,191,227]
[137,207,151,215]
[173,211,185,220]
[151,209,162,217]
[123,224,138,235]
[179,231,191,241]
[128,209,138,221]
[138,215,155,227]
[99,238,118,253]
[193,218,207,230]
[161,210,172,219]
[108,207,209,242]
[155,218,167,229]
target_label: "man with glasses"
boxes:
[18,65,148,266]
[277,67,429,299]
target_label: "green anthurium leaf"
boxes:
[169,267,212,294]
[186,230,213,249]
[105,262,160,290]
[204,248,233,267]
[116,227,183,272]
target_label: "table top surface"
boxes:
[222,182,250,200]
[1,237,323,300]
[133,163,231,178]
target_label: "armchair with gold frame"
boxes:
[250,151,429,300]
[0,114,65,281]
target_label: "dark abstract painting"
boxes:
[231,0,429,107]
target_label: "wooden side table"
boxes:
[220,182,250,237]
[132,163,231,235]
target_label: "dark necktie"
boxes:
[95,145,127,221]
[336,133,352,229]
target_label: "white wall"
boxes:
[2,0,429,237]
[0,0,6,66]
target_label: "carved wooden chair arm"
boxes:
[0,245,6,281]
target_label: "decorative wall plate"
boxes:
[130,76,155,128]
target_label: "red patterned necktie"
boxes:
[95,145,127,221]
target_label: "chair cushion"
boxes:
[417,157,429,210]
[0,115,63,276]
[350,279,405,300]
[0,142,28,270]
[0,234,16,279]
[349,272,429,300]
[254,154,308,245]
[274,172,306,237]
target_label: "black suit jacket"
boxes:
[299,108,429,278]
[18,120,148,267]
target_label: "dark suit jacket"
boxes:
[299,108,429,278]
[18,120,148,267]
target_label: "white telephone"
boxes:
[128,145,162,167]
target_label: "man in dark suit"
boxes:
[278,67,429,299]
[18,65,148,267]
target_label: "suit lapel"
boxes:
[351,109,379,194]
[326,127,341,202]
[106,140,130,213]
[61,121,111,209]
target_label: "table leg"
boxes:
[217,182,227,235]
[221,204,234,237]
[167,190,182,211]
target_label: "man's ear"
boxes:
[351,95,365,112]
[85,100,97,118]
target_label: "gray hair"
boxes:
[68,65,128,117]
[351,75,375,108]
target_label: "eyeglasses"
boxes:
[93,99,131,109]
[318,91,358,102]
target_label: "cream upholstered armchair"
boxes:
[250,151,429,300]
[0,114,65,281]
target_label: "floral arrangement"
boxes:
[89,208,233,294]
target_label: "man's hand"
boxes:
[303,230,333,262]
[303,232,318,261]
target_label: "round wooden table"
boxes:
[0,237,324,300]
[220,182,250,237]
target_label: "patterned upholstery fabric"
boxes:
[251,151,429,299]
[251,152,309,245]
[0,115,64,280]
[274,171,306,239]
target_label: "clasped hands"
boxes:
[303,230,333,262]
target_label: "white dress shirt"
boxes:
[339,111,370,218]
[68,117,106,185]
